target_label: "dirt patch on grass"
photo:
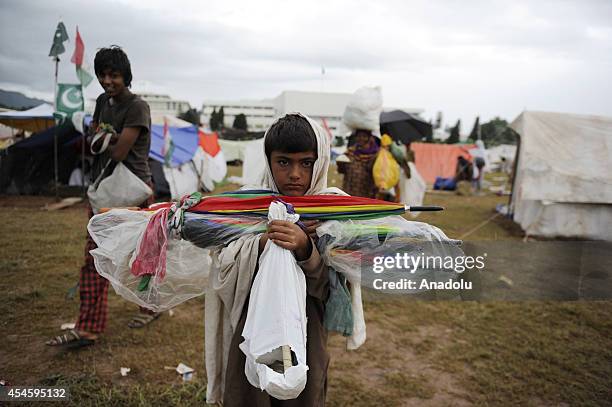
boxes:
[327,303,471,406]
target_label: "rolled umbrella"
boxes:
[150,190,442,221]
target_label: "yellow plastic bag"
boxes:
[373,148,400,190]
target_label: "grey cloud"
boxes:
[1,0,611,126]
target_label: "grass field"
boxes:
[1,170,611,406]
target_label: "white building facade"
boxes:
[201,99,275,132]
[201,90,423,137]
[139,93,191,117]
[272,91,349,136]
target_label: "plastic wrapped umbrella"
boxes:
[127,190,444,278]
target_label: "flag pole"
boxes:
[81,83,86,195]
[53,56,60,201]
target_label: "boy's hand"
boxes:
[267,220,312,261]
[302,220,322,241]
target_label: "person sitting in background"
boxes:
[454,155,472,182]
[336,129,379,198]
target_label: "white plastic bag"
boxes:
[239,201,309,400]
[88,209,210,312]
[401,162,427,218]
[342,86,383,135]
[87,161,153,214]
[316,216,462,292]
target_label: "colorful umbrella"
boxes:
[151,190,442,221]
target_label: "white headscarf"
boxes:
[255,112,344,196]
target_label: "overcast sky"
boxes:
[1,0,611,131]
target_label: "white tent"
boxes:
[218,138,266,186]
[510,111,612,240]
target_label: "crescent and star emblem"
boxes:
[61,87,82,110]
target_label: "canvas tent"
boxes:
[510,111,612,240]
[218,138,266,186]
[409,142,474,184]
[0,103,55,133]
[0,122,81,194]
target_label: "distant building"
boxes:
[201,99,275,132]
[273,90,350,136]
[201,90,423,136]
[138,93,191,117]
[83,93,191,118]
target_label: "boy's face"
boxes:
[97,68,126,98]
[269,150,317,196]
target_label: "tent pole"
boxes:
[190,125,208,192]
[54,126,59,200]
[507,135,520,219]
[170,169,179,200]
[81,84,86,195]
[81,129,86,194]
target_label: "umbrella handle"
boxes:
[406,205,444,212]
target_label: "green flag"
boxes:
[49,22,69,57]
[55,83,84,122]
[76,66,94,88]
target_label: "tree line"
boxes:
[179,106,248,131]
[442,117,517,146]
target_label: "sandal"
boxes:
[45,329,96,348]
[128,312,160,329]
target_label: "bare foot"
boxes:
[77,330,98,341]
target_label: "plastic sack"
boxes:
[239,201,309,400]
[87,162,153,214]
[433,177,457,191]
[316,216,463,289]
[400,162,426,218]
[342,86,383,135]
[88,209,210,312]
[373,149,400,190]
